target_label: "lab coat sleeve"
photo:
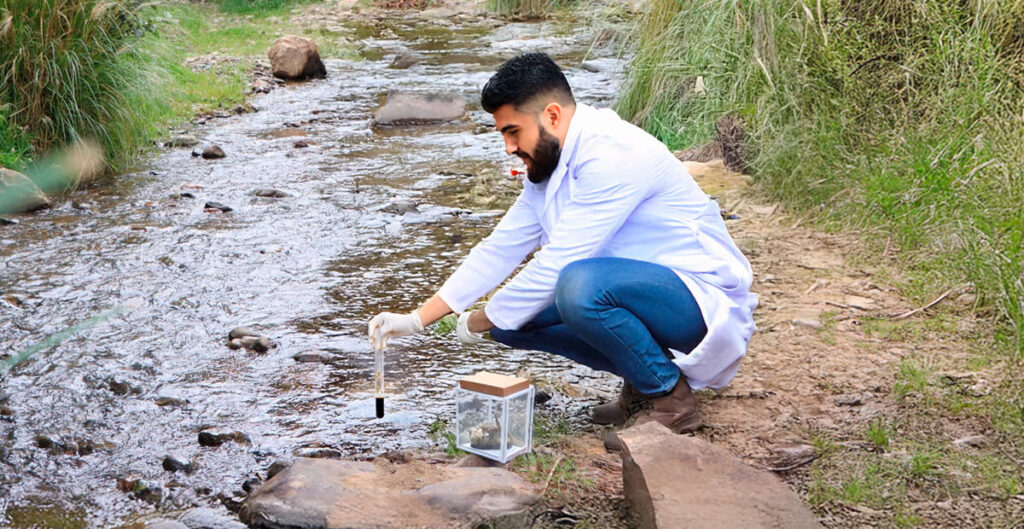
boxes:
[485,160,651,330]
[436,188,543,314]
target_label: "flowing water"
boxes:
[0,13,625,528]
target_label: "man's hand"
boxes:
[457,311,491,344]
[368,311,424,351]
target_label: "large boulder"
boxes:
[0,168,51,214]
[267,36,326,80]
[373,92,467,126]
[615,422,822,529]
[239,457,538,529]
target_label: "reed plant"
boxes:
[0,0,169,171]
[487,0,568,18]
[618,0,1024,354]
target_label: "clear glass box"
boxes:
[455,372,534,464]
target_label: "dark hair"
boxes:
[481,52,575,114]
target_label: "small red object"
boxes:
[510,169,522,176]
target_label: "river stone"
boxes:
[178,507,246,529]
[229,327,260,340]
[389,52,420,69]
[202,145,226,159]
[239,457,539,529]
[0,168,51,214]
[373,92,466,125]
[252,188,290,198]
[615,422,822,529]
[198,430,250,447]
[268,35,326,80]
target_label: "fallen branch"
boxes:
[890,287,959,320]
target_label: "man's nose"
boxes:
[503,136,517,155]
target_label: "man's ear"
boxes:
[542,102,563,129]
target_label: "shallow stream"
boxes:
[0,13,625,527]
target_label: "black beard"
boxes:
[519,126,561,184]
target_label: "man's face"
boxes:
[493,104,562,184]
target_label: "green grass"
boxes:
[0,0,171,172]
[486,0,571,18]
[617,0,1024,355]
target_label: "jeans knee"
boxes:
[555,260,603,320]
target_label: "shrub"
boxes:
[618,0,1024,353]
[0,0,167,170]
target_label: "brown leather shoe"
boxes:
[592,380,646,426]
[634,377,702,434]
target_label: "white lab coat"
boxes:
[437,104,758,390]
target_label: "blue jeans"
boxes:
[491,257,707,397]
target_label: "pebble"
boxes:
[170,192,195,199]
[0,217,18,226]
[238,336,273,353]
[293,140,309,148]
[198,430,250,447]
[293,350,329,363]
[154,396,188,407]
[834,395,863,407]
[294,447,342,459]
[163,455,196,473]
[226,338,243,350]
[253,188,290,198]
[792,317,822,329]
[202,145,226,159]
[228,327,260,340]
[204,201,232,213]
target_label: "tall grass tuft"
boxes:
[0,0,167,171]
[487,0,568,18]
[618,0,1024,353]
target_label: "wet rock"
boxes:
[238,336,274,353]
[293,350,330,363]
[228,327,260,340]
[202,145,226,159]
[147,519,189,529]
[294,447,342,459]
[268,35,326,80]
[252,188,291,198]
[0,405,13,417]
[204,201,233,213]
[373,91,467,126]
[137,485,164,505]
[170,192,195,199]
[240,458,539,529]
[580,60,602,72]
[389,52,420,69]
[154,396,188,407]
[266,460,290,479]
[165,134,199,148]
[191,149,201,157]
[198,430,250,447]
[614,422,821,529]
[380,199,419,215]
[242,476,262,494]
[0,168,52,214]
[178,507,247,529]
[293,140,309,148]
[219,492,247,514]
[35,434,55,449]
[0,216,19,225]
[227,338,244,350]
[163,455,197,473]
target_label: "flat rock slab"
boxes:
[373,92,466,125]
[616,422,822,529]
[239,457,539,529]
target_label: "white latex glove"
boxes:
[368,311,424,351]
[456,311,488,344]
